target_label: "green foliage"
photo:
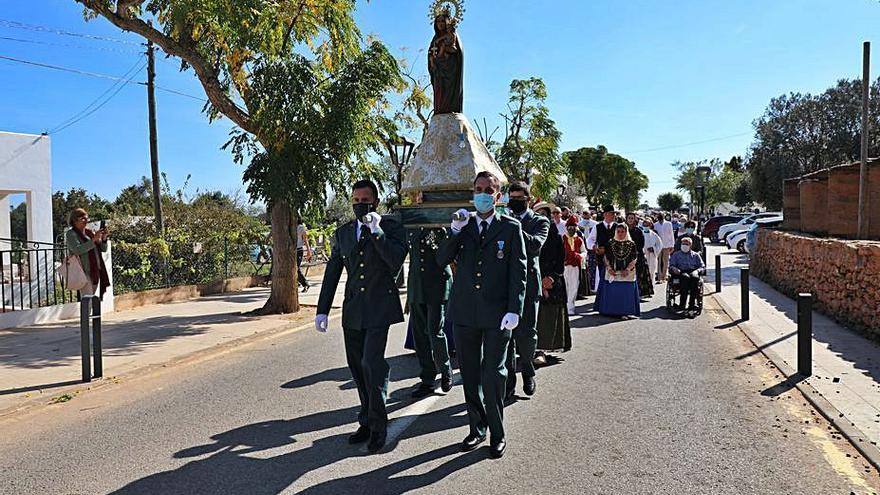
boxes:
[52,188,112,239]
[746,78,880,210]
[9,202,27,240]
[672,156,752,210]
[226,42,401,215]
[496,77,564,199]
[564,145,649,211]
[657,192,684,212]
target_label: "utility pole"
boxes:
[858,41,871,239]
[146,39,164,235]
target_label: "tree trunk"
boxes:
[259,200,300,314]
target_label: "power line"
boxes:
[0,35,141,54]
[622,132,753,154]
[0,18,138,45]
[0,54,140,83]
[0,53,206,102]
[48,57,147,134]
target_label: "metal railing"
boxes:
[0,237,80,313]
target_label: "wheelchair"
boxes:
[666,269,705,317]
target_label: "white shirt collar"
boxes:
[477,214,495,227]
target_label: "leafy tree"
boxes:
[9,202,27,240]
[657,192,684,212]
[673,156,751,212]
[78,0,402,314]
[52,188,112,239]
[496,77,564,198]
[112,177,154,217]
[746,78,880,209]
[564,145,649,211]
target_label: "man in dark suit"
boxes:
[437,171,527,459]
[315,179,407,454]
[504,181,550,400]
[588,205,618,303]
[407,227,453,398]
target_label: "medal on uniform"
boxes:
[496,240,505,259]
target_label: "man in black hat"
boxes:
[587,205,618,303]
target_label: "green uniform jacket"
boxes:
[64,228,108,279]
[437,213,527,329]
[317,216,407,329]
[407,227,452,305]
[515,210,551,301]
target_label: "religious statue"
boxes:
[428,1,464,114]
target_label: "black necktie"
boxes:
[480,220,488,243]
[359,225,370,244]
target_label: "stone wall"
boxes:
[752,229,880,339]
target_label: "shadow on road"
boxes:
[761,374,807,397]
[109,402,480,495]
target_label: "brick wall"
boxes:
[752,229,880,339]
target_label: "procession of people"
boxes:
[314,174,706,459]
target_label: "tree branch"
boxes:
[77,0,258,137]
[115,0,144,17]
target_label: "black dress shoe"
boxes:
[523,375,536,396]
[489,439,506,459]
[348,426,371,444]
[411,382,436,398]
[367,431,386,453]
[440,374,453,393]
[460,434,486,452]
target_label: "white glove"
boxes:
[500,312,520,331]
[364,212,382,233]
[315,314,329,333]
[451,208,470,233]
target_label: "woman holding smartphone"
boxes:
[65,208,111,298]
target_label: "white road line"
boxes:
[360,373,462,453]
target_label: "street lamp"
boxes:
[392,137,415,205]
[695,165,712,236]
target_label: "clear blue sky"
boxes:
[2,0,879,207]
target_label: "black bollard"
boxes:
[740,267,750,321]
[80,297,91,383]
[797,293,812,377]
[715,254,722,292]
[91,297,103,378]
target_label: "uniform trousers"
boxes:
[454,324,512,442]
[342,326,390,432]
[410,302,452,384]
[505,297,539,398]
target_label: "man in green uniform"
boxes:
[504,181,550,400]
[407,227,454,398]
[316,179,407,454]
[437,171,527,459]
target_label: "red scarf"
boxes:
[75,228,111,298]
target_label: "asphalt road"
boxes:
[1,291,878,495]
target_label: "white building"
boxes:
[0,131,53,247]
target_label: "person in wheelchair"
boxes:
[668,237,705,311]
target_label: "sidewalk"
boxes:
[706,244,880,465]
[0,272,347,418]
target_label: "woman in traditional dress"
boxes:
[533,204,571,361]
[595,224,641,319]
[626,212,653,299]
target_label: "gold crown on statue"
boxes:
[430,0,465,26]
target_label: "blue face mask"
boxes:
[473,193,496,214]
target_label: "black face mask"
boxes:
[352,202,376,220]
[508,198,528,214]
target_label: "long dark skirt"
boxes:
[596,280,641,317]
[636,257,654,298]
[536,301,571,352]
[586,252,597,295]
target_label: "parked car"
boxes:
[702,215,743,243]
[746,216,784,253]
[717,212,782,243]
[726,216,783,253]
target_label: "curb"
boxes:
[710,288,880,473]
[0,310,341,423]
